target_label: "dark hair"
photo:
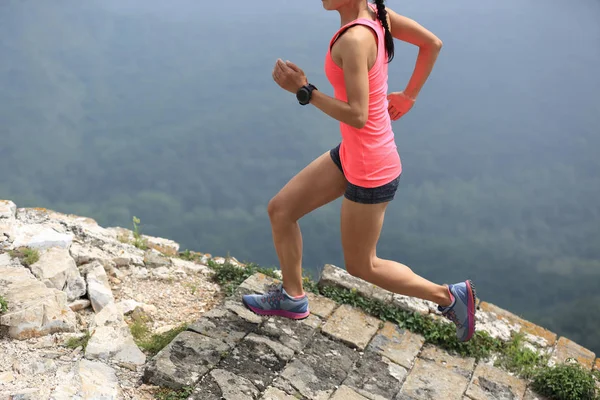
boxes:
[373,0,394,63]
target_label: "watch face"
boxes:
[297,88,309,103]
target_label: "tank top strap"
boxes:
[328,3,384,51]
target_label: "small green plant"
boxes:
[131,322,188,357]
[154,386,194,400]
[65,331,92,352]
[494,332,548,379]
[207,260,281,297]
[178,249,196,261]
[130,320,150,342]
[23,248,40,266]
[184,282,198,295]
[0,296,8,314]
[131,216,148,250]
[9,247,40,266]
[532,362,598,400]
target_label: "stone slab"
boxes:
[142,331,229,389]
[595,358,600,372]
[524,388,550,400]
[0,200,17,219]
[396,358,470,400]
[190,369,259,400]
[551,336,596,370]
[0,263,77,339]
[322,304,380,350]
[318,264,392,303]
[367,322,425,369]
[419,344,476,379]
[392,294,436,315]
[224,299,265,325]
[261,386,303,400]
[343,350,407,400]
[306,292,337,319]
[479,302,557,347]
[216,333,293,391]
[465,363,527,400]
[187,306,260,348]
[277,333,360,400]
[236,273,281,296]
[330,385,370,400]
[258,314,321,353]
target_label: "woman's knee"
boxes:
[267,195,292,224]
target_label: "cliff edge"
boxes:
[0,200,598,400]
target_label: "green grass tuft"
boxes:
[131,322,188,357]
[0,296,8,314]
[154,386,194,400]
[65,331,92,352]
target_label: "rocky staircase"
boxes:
[142,266,599,400]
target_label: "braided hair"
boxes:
[372,0,395,63]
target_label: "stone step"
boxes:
[142,272,595,400]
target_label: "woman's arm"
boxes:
[273,26,373,129]
[387,8,443,100]
[309,27,372,129]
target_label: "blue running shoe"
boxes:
[242,283,310,320]
[438,280,477,342]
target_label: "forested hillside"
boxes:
[1,0,599,353]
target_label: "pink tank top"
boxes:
[324,4,402,188]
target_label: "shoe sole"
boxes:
[242,297,311,320]
[465,279,477,341]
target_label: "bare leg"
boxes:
[340,198,453,306]
[268,151,347,297]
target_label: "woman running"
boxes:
[242,0,476,342]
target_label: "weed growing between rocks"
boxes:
[154,386,194,400]
[206,259,280,297]
[117,216,149,250]
[207,260,599,400]
[65,331,92,352]
[9,247,39,266]
[129,321,188,357]
[0,295,8,313]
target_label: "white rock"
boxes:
[85,262,114,313]
[85,303,146,366]
[154,324,177,335]
[50,359,121,400]
[69,241,114,268]
[171,258,211,275]
[78,359,121,399]
[0,263,76,339]
[392,294,434,315]
[0,371,15,384]
[131,266,149,279]
[143,234,180,256]
[29,247,86,301]
[152,266,171,280]
[68,299,91,312]
[12,224,73,250]
[144,248,172,269]
[0,200,17,219]
[7,388,40,400]
[475,310,519,341]
[116,299,143,315]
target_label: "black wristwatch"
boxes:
[296,84,318,106]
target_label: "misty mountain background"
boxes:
[1,0,599,353]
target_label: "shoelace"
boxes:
[262,284,285,307]
[443,309,463,329]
